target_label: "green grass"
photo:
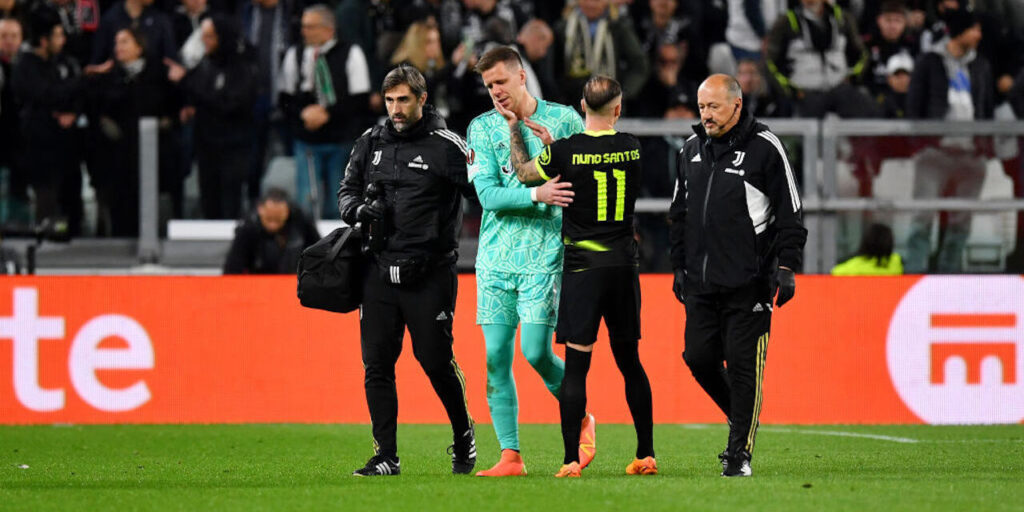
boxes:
[1,424,1022,511]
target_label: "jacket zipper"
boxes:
[391,141,401,251]
[700,149,715,285]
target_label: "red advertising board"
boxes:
[0,275,1020,424]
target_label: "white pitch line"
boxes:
[755,427,919,444]
[678,424,919,443]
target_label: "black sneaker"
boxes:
[721,450,752,477]
[718,450,729,473]
[448,427,477,474]
[353,454,401,476]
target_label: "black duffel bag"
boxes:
[296,226,365,313]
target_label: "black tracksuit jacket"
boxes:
[669,112,807,292]
[336,106,475,262]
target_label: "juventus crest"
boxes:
[731,151,746,166]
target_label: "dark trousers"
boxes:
[196,143,249,220]
[683,280,772,457]
[360,262,472,457]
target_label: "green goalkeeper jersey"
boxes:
[468,99,584,274]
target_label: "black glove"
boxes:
[672,268,686,305]
[355,200,385,223]
[772,267,796,307]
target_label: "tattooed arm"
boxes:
[509,124,544,185]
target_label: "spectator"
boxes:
[515,18,559,101]
[91,0,177,65]
[444,13,514,132]
[0,16,18,61]
[905,8,992,273]
[12,6,84,229]
[831,222,904,275]
[0,17,28,222]
[862,0,917,96]
[765,0,876,118]
[222,187,319,274]
[241,0,294,209]
[631,40,697,118]
[279,4,371,219]
[554,0,649,104]
[876,51,911,118]
[390,20,449,111]
[636,0,705,83]
[726,0,782,64]
[637,0,690,53]
[918,0,960,53]
[86,28,174,236]
[448,0,527,53]
[737,57,792,117]
[167,15,259,219]
[46,0,98,66]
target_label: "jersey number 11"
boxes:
[594,169,626,222]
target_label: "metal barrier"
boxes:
[131,117,1024,273]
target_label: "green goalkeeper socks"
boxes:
[520,323,564,398]
[482,323,565,451]
[483,324,520,451]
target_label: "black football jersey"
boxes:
[535,130,642,271]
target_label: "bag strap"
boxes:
[329,227,354,260]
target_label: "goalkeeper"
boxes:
[467,46,594,477]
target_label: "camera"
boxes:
[364,182,390,254]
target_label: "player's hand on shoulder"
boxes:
[534,175,573,207]
[523,118,554,145]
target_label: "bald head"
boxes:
[700,73,742,101]
[697,74,743,138]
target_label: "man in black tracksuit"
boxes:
[337,65,476,477]
[669,74,807,477]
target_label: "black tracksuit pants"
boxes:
[359,261,472,457]
[683,279,772,457]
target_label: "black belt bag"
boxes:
[376,255,429,286]
[375,251,455,286]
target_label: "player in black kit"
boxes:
[500,75,656,478]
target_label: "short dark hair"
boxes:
[116,27,148,55]
[381,64,428,97]
[879,0,906,15]
[474,45,522,75]
[28,5,60,47]
[857,223,895,265]
[582,75,622,112]
[259,187,290,205]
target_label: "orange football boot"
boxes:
[625,456,658,475]
[554,461,582,478]
[475,449,527,477]
[578,412,596,469]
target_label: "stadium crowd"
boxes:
[1,0,1023,271]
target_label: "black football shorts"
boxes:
[555,265,641,346]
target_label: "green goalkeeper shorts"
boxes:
[476,271,561,327]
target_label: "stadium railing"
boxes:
[25,118,1024,274]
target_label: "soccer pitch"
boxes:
[1,424,1021,511]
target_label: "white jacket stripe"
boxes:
[757,132,801,213]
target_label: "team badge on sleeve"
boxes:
[539,146,552,166]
